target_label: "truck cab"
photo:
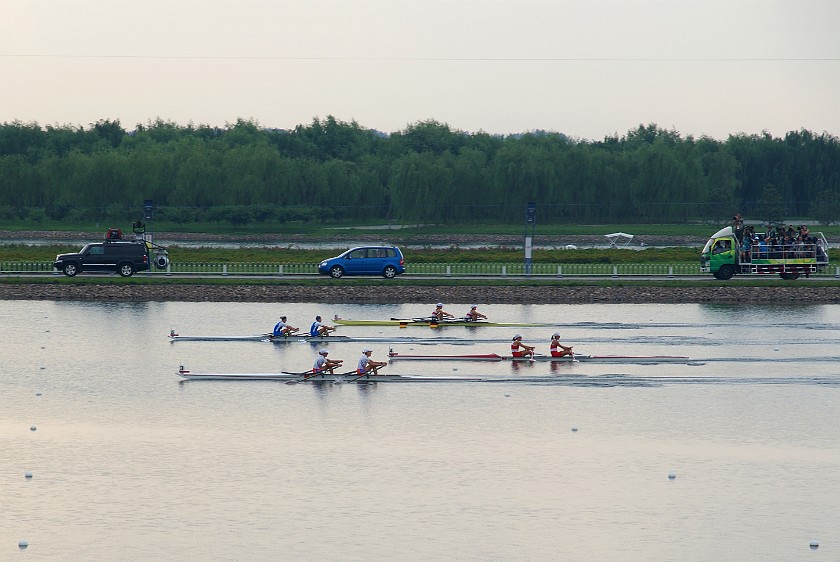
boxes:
[701,226,829,280]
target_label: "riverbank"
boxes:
[2,283,839,304]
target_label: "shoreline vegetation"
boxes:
[2,120,840,228]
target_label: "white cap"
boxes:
[363,348,373,353]
[436,302,444,307]
[471,305,477,309]
[552,333,560,338]
[319,349,328,355]
[513,334,522,340]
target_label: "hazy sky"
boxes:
[2,0,839,140]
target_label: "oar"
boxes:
[346,364,386,383]
[285,369,341,385]
[283,369,318,385]
[264,330,300,342]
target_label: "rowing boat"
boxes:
[333,318,554,328]
[387,351,694,363]
[168,331,498,344]
[176,367,481,383]
[170,333,273,342]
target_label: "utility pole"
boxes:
[524,202,536,275]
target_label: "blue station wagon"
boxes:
[318,246,406,278]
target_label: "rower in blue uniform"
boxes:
[310,315,337,337]
[273,315,298,337]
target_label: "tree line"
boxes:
[1,117,839,226]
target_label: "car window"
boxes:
[368,248,384,258]
[89,246,104,255]
[347,249,365,259]
[384,248,396,258]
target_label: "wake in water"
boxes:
[484,373,840,388]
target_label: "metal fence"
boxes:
[4,260,840,277]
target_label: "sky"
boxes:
[2,0,839,141]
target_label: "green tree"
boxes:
[754,184,786,225]
[812,189,840,225]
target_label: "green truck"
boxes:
[700,226,829,280]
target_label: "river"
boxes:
[2,300,838,561]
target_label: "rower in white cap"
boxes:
[357,348,387,375]
[510,334,536,360]
[549,333,574,358]
[313,349,343,375]
[431,303,455,322]
[464,304,487,322]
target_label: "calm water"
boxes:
[2,301,839,561]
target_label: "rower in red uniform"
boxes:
[549,333,574,357]
[510,334,535,359]
[464,305,487,322]
[431,303,455,322]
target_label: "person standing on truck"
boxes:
[740,236,752,262]
[757,237,768,259]
[732,214,744,243]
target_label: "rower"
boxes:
[549,333,574,357]
[431,303,455,322]
[313,349,343,375]
[357,348,387,375]
[273,315,298,337]
[510,334,535,359]
[464,305,487,322]
[310,315,337,337]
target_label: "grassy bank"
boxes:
[2,220,838,238]
[1,244,701,264]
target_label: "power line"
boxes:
[2,54,839,62]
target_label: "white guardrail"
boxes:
[2,261,839,277]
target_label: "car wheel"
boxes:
[329,265,344,278]
[118,263,135,277]
[63,262,79,277]
[382,265,398,279]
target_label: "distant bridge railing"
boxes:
[4,260,839,277]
